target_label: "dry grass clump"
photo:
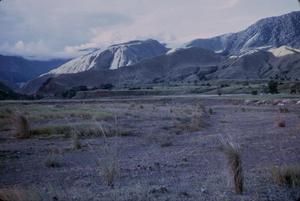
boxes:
[221,141,244,194]
[189,112,209,131]
[0,187,42,201]
[13,114,31,139]
[101,158,119,189]
[96,143,120,189]
[277,120,286,128]
[71,130,81,150]
[45,149,61,168]
[91,122,120,189]
[271,165,300,187]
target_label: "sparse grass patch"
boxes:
[0,187,42,201]
[221,141,244,194]
[2,104,112,122]
[102,183,153,201]
[174,105,209,132]
[271,165,300,187]
[30,122,122,138]
[30,125,72,136]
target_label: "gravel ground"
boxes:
[0,96,300,201]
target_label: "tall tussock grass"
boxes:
[221,140,244,194]
[13,114,31,139]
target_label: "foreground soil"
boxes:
[0,95,300,201]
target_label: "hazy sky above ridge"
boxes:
[0,0,298,59]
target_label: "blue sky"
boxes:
[0,0,298,59]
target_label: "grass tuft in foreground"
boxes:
[221,141,244,194]
[13,114,31,139]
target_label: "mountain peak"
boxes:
[46,39,168,75]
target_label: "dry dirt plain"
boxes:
[0,95,300,201]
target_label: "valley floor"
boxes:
[0,95,300,201]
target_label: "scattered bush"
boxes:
[251,90,258,95]
[272,165,300,187]
[277,120,286,128]
[268,80,279,94]
[279,107,289,113]
[221,141,244,194]
[128,87,141,90]
[100,84,114,90]
[217,88,222,96]
[62,86,88,98]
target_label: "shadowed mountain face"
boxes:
[207,46,300,80]
[186,11,300,55]
[46,39,168,75]
[0,55,68,89]
[0,80,27,100]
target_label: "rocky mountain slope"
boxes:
[46,39,168,75]
[186,11,300,55]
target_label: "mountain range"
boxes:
[185,11,300,55]
[45,39,168,75]
[3,11,300,96]
[0,55,68,89]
